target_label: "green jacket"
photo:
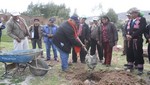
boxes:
[6,17,29,39]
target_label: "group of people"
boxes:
[6,12,58,61]
[4,11,118,72]
[53,15,118,71]
[2,7,150,75]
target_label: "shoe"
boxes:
[44,59,51,61]
[121,54,125,56]
[124,64,128,67]
[102,63,106,65]
[134,66,138,69]
[106,64,111,67]
[68,63,73,66]
[62,69,73,73]
[54,58,59,62]
[99,60,103,63]
[124,65,134,72]
[72,61,77,63]
[81,61,86,64]
[147,71,150,75]
[137,71,143,76]
[41,55,44,58]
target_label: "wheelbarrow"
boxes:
[0,49,49,77]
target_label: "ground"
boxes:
[0,31,150,85]
[0,47,150,85]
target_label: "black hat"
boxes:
[49,17,56,23]
[70,15,79,23]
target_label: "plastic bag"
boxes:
[85,53,98,70]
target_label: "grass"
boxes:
[0,31,150,85]
[1,29,13,42]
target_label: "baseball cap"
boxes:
[49,17,56,23]
[70,15,79,24]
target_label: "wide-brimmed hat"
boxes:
[11,11,20,16]
[126,13,130,16]
[92,17,99,21]
[81,16,87,20]
[128,7,140,14]
[101,15,110,22]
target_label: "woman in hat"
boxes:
[97,15,118,67]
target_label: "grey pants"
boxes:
[31,39,43,55]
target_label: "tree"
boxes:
[92,3,105,16]
[0,9,8,14]
[22,2,70,19]
[106,8,118,23]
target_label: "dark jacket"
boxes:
[126,17,146,39]
[29,25,43,39]
[121,23,127,40]
[97,22,118,47]
[0,21,5,36]
[91,24,99,41]
[79,23,90,42]
[53,21,82,53]
[144,24,150,43]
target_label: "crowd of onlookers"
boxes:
[0,7,150,76]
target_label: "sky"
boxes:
[0,0,149,17]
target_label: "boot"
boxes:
[124,65,134,72]
[137,65,144,76]
[147,71,150,75]
[137,68,143,76]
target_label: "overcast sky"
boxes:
[0,0,149,16]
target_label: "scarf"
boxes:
[127,17,141,29]
[68,19,81,56]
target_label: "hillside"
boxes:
[118,10,150,21]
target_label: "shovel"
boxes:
[76,37,98,70]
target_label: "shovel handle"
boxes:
[76,37,88,52]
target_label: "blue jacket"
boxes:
[0,21,5,36]
[42,25,57,43]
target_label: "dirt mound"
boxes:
[71,70,147,85]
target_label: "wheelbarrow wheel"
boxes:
[29,59,48,76]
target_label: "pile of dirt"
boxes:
[71,70,148,85]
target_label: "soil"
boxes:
[59,63,149,85]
